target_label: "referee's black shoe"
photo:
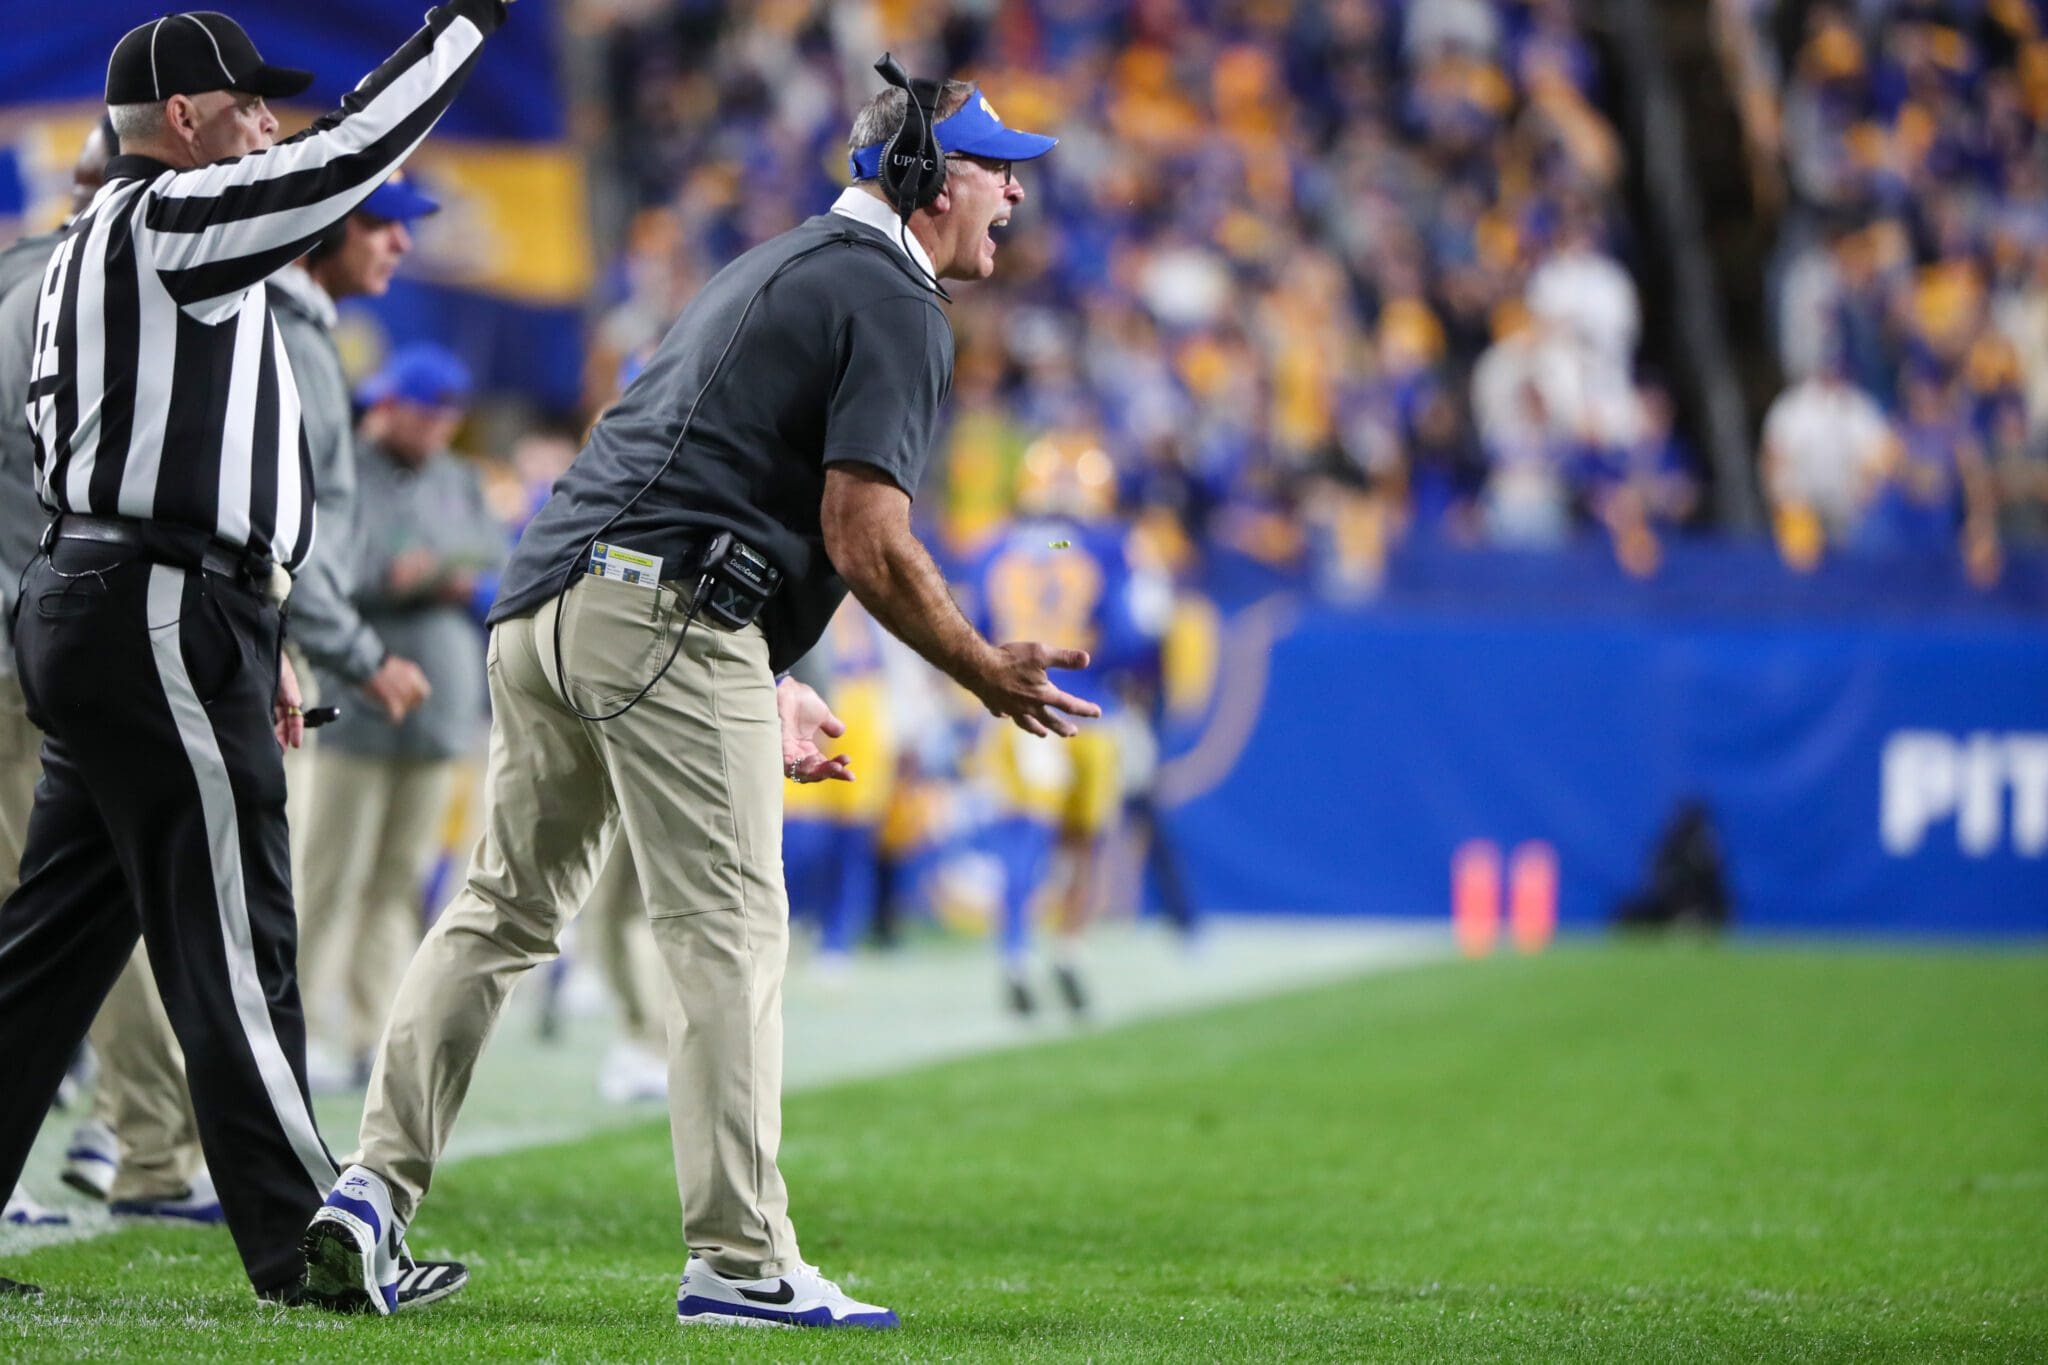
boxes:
[1,1275,42,1298]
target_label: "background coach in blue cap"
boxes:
[311,60,1094,1330]
[297,343,503,1094]
[276,174,443,734]
[270,171,444,1092]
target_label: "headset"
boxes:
[547,55,949,723]
[875,54,946,217]
[872,52,952,301]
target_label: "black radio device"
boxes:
[694,532,782,632]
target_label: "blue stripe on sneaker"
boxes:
[675,1295,899,1329]
[382,1281,398,1313]
[323,1191,383,1242]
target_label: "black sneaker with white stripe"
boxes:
[394,1252,469,1310]
[1,1275,41,1298]
[278,1232,467,1312]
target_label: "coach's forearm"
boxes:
[838,523,997,689]
[822,472,997,690]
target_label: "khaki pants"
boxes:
[356,575,798,1277]
[586,839,676,1051]
[0,670,199,1202]
[298,748,456,1058]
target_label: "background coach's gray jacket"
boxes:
[316,438,503,761]
[270,264,387,685]
[0,232,67,664]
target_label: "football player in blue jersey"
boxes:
[962,431,1170,1015]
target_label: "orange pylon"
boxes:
[1452,839,1502,957]
[1508,840,1558,952]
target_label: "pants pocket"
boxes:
[180,585,252,709]
[557,578,676,709]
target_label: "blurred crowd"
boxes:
[1724,0,2048,570]
[567,0,1691,589]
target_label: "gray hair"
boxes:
[108,101,167,147]
[848,79,973,171]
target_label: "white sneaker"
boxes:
[597,1040,668,1104]
[3,1185,69,1226]
[60,1118,118,1201]
[299,1164,400,1315]
[675,1256,897,1329]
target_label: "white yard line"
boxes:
[5,917,1446,1255]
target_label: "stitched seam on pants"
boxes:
[646,903,738,921]
[705,628,776,1268]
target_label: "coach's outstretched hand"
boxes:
[974,642,1101,739]
[778,678,854,783]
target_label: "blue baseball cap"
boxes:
[359,343,472,409]
[358,173,440,224]
[849,87,1057,181]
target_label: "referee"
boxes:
[0,119,215,1229]
[0,3,513,1306]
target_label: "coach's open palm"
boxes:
[975,641,1101,738]
[778,679,854,783]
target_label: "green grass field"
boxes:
[4,943,2044,1361]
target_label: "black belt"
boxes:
[50,514,275,586]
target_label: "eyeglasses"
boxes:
[946,154,1013,186]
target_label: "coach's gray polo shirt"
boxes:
[491,189,954,673]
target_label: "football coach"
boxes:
[309,62,1096,1328]
[0,2,515,1307]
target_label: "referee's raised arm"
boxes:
[27,3,512,577]
[134,1,512,305]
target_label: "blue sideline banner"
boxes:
[1160,544,2048,936]
[0,0,589,410]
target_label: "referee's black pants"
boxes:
[0,541,336,1293]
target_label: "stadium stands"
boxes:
[1724,0,2047,562]
[568,0,1689,581]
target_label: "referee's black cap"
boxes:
[106,13,314,105]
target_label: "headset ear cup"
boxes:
[878,76,947,217]
[880,118,910,213]
[908,77,946,209]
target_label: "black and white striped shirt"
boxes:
[24,0,506,573]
